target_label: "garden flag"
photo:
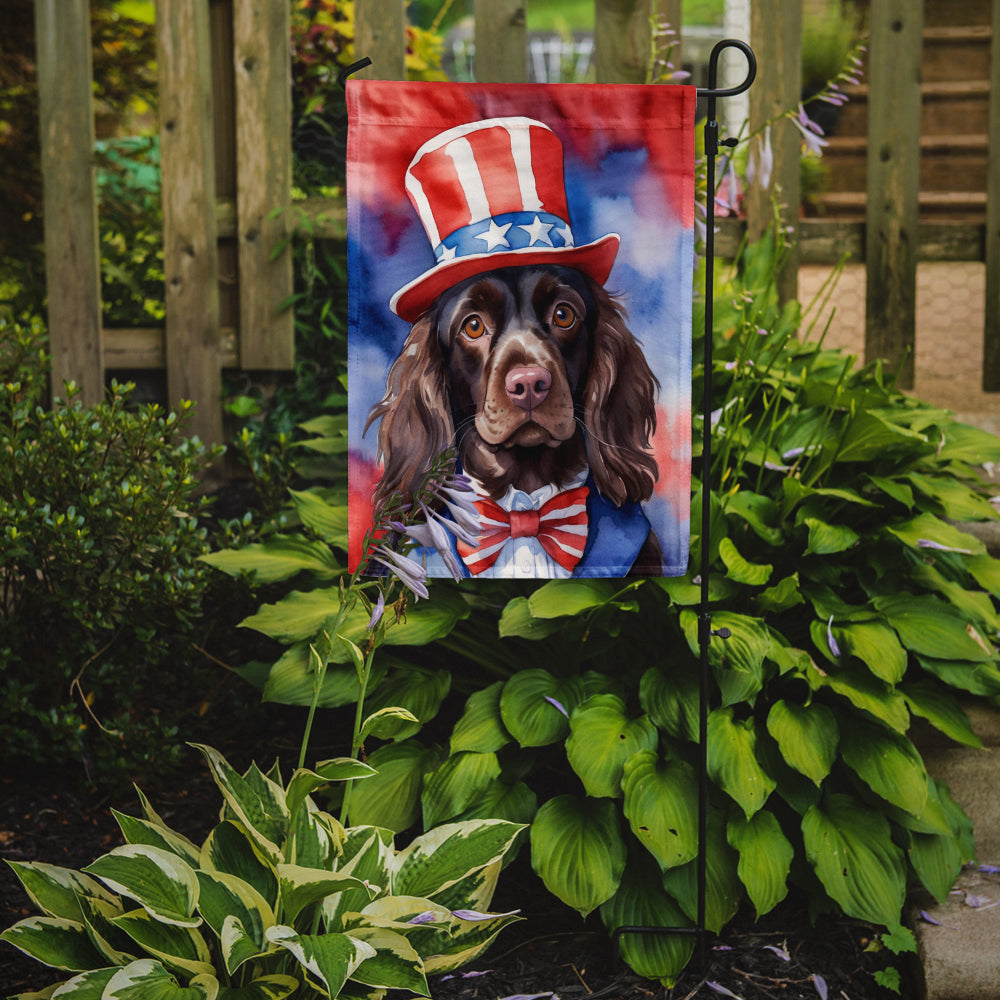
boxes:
[347,80,695,579]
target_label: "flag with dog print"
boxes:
[347,80,695,579]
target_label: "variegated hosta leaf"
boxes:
[45,965,118,997]
[288,801,344,870]
[391,820,524,901]
[285,760,375,824]
[0,916,107,971]
[765,700,838,786]
[802,793,906,926]
[265,926,376,998]
[661,810,742,934]
[621,751,699,871]
[421,906,523,975]
[322,829,393,931]
[200,822,278,910]
[4,861,118,922]
[214,974,299,1000]
[344,926,429,995]
[450,681,511,754]
[112,810,202,868]
[424,859,501,916]
[499,669,584,747]
[195,871,274,974]
[102,958,218,999]
[567,695,659,799]
[83,845,200,928]
[420,751,502,829]
[110,908,214,979]
[529,795,626,917]
[838,718,929,817]
[706,707,776,819]
[727,810,793,917]
[347,740,442,832]
[191,745,287,863]
[77,894,136,966]
[277,864,376,925]
[599,853,694,987]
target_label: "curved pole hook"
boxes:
[337,57,373,90]
[697,38,757,99]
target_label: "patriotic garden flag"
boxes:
[347,81,695,579]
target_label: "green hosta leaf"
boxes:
[909,828,965,905]
[906,472,998,522]
[392,820,524,901]
[530,795,626,917]
[453,779,538,827]
[359,706,421,742]
[809,661,910,732]
[499,670,584,747]
[916,655,1000,697]
[112,812,201,868]
[724,490,784,545]
[707,707,776,819]
[639,664,699,742]
[802,793,906,926]
[911,562,1000,633]
[285,759,376,822]
[216,975,299,999]
[421,751,502,828]
[200,822,278,910]
[288,488,348,544]
[4,862,118,922]
[265,926,375,997]
[111,908,214,978]
[497,596,565,639]
[362,667,451,740]
[765,700,838,786]
[718,537,772,585]
[261,643,385,709]
[835,410,927,463]
[346,926,428,994]
[901,680,982,748]
[347,740,442,832]
[935,421,1000,464]
[599,853,694,987]
[191,746,287,863]
[802,517,859,556]
[276,865,374,925]
[195,871,273,974]
[661,810,741,933]
[865,474,914,509]
[0,916,107,971]
[874,594,995,662]
[565,695,658,798]
[103,959,218,1000]
[83,846,200,928]
[886,512,985,557]
[839,718,929,817]
[450,682,511,754]
[727,811,793,918]
[967,553,1000,597]
[527,578,623,618]
[834,621,907,684]
[200,535,342,584]
[680,610,770,706]
[621,751,699,871]
[755,573,804,614]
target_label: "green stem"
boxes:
[340,644,376,826]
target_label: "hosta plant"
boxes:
[1,744,523,999]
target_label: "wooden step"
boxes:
[813,190,987,222]
[922,0,992,28]
[922,25,993,83]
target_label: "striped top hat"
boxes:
[390,116,620,322]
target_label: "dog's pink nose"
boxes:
[505,366,552,410]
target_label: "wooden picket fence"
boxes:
[34,0,1000,444]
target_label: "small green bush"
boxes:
[0,316,220,784]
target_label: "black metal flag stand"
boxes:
[340,37,758,974]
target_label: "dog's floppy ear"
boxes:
[583,282,660,506]
[364,315,454,512]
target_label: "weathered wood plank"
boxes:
[103,328,238,370]
[354,0,406,81]
[747,0,802,304]
[233,0,294,369]
[594,0,652,84]
[34,0,103,404]
[864,0,923,389]
[983,0,1000,390]
[474,0,526,82]
[157,0,223,444]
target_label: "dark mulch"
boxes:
[1,747,915,1000]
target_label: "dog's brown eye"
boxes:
[461,315,486,339]
[552,304,577,329]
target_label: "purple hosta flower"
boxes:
[451,908,521,921]
[827,615,842,657]
[812,974,828,1000]
[919,909,958,929]
[402,502,467,580]
[706,983,742,999]
[715,158,741,215]
[763,944,791,962]
[441,970,493,982]
[407,911,438,925]
[371,544,429,600]
[497,994,558,1000]
[791,104,829,156]
[367,590,385,631]
[979,864,1000,874]
[917,538,973,555]
[746,124,774,191]
[544,695,569,718]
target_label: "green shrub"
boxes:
[1,743,524,998]
[210,232,1000,985]
[0,317,221,784]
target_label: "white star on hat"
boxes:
[554,224,574,247]
[475,220,513,251]
[519,215,554,247]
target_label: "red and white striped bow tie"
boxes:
[457,485,590,575]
